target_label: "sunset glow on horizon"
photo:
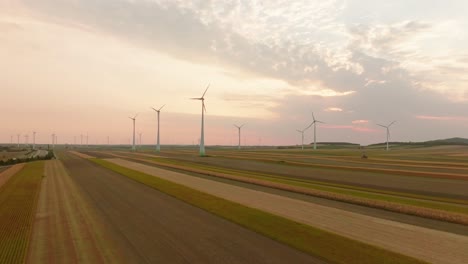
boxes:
[2,1,468,146]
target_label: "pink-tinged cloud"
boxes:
[320,124,377,133]
[415,115,468,121]
[324,107,343,112]
[352,119,369,124]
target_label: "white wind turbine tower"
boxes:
[128,114,138,151]
[51,133,55,149]
[296,128,308,150]
[233,124,245,150]
[377,121,396,151]
[307,112,324,150]
[190,84,210,156]
[33,131,36,150]
[151,104,165,152]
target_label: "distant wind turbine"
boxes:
[190,84,210,156]
[296,128,308,150]
[17,133,20,148]
[233,124,245,150]
[306,112,324,150]
[377,121,396,151]
[151,104,165,152]
[51,133,55,149]
[33,131,36,150]
[129,114,138,151]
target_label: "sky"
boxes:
[1,0,468,146]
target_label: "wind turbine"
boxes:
[296,128,308,150]
[151,104,165,152]
[51,133,55,149]
[33,131,36,150]
[306,112,324,150]
[128,114,138,151]
[233,124,245,150]
[190,84,210,156]
[377,121,396,151]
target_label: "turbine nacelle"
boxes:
[128,113,138,121]
[151,104,165,113]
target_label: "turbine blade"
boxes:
[151,107,157,112]
[377,124,386,128]
[312,112,316,121]
[190,97,202,100]
[388,120,396,127]
[240,124,245,128]
[202,83,210,98]
[203,101,207,112]
[158,104,166,111]
[316,120,325,124]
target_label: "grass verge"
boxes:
[0,161,44,263]
[92,158,426,264]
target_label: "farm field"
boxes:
[0,164,25,188]
[74,145,468,263]
[27,159,128,263]
[99,157,468,264]
[0,166,9,174]
[106,147,468,201]
[2,146,467,263]
[87,148,468,224]
[57,151,323,263]
[0,162,43,263]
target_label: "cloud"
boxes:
[415,115,468,121]
[324,107,343,112]
[5,1,468,145]
[321,124,376,133]
[352,119,369,124]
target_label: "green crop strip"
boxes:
[92,158,426,264]
[0,161,44,263]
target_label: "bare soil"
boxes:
[60,151,322,264]
[27,160,129,263]
[0,164,25,188]
[68,150,95,159]
[107,158,468,264]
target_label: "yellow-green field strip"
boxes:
[91,158,427,264]
[0,161,44,263]
[108,152,468,225]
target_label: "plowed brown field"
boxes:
[59,151,323,263]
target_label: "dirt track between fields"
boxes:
[107,158,468,264]
[60,152,322,263]
[27,160,127,263]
